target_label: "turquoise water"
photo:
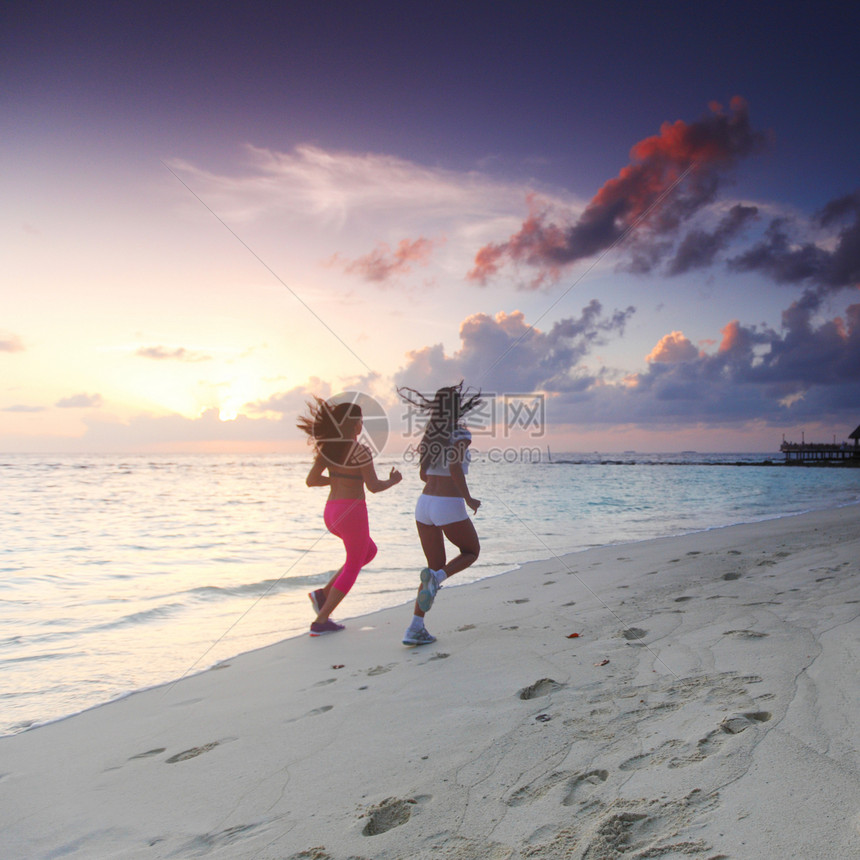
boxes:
[1,452,858,735]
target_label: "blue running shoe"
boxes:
[417,567,440,612]
[402,626,437,646]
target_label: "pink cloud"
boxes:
[342,236,437,283]
[1,332,25,352]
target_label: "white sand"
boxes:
[1,505,858,859]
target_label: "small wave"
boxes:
[185,576,318,601]
[86,603,185,633]
[1,650,85,666]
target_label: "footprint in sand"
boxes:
[518,678,564,700]
[360,797,416,836]
[723,571,742,580]
[166,741,220,763]
[457,624,476,631]
[721,712,772,734]
[619,740,684,771]
[367,664,396,676]
[674,596,694,602]
[285,705,334,724]
[427,652,449,661]
[671,714,770,766]
[723,629,768,639]
[171,697,205,708]
[561,769,609,805]
[667,731,724,768]
[286,849,335,860]
[507,598,530,604]
[180,823,260,854]
[128,748,166,761]
[622,627,647,640]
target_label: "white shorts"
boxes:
[415,494,469,527]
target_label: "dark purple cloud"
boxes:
[729,191,860,293]
[666,204,759,275]
[469,98,766,287]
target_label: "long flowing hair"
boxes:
[397,382,482,473]
[297,397,364,466]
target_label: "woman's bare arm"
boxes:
[305,455,331,487]
[360,449,403,493]
[449,440,480,512]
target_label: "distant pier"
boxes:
[780,424,860,465]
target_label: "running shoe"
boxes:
[309,619,345,637]
[308,588,326,614]
[417,567,440,612]
[402,626,437,646]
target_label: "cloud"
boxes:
[666,203,759,275]
[55,393,104,408]
[646,332,700,364]
[729,191,860,293]
[337,236,438,283]
[135,346,212,362]
[391,293,859,434]
[166,144,581,295]
[394,301,635,394]
[245,378,332,416]
[2,404,45,413]
[1,333,25,352]
[548,300,860,428]
[168,144,554,233]
[469,98,767,287]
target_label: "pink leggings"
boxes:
[324,499,378,594]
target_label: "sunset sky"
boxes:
[3,1,859,453]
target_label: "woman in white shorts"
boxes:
[397,383,482,645]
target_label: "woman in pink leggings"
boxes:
[298,398,401,636]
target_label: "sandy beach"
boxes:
[1,504,858,859]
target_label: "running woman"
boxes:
[397,383,482,646]
[298,398,401,636]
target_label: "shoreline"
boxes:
[2,505,859,858]
[4,500,858,741]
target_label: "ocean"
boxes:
[2,451,858,736]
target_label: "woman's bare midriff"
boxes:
[422,475,461,497]
[328,473,366,501]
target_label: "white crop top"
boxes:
[424,427,472,476]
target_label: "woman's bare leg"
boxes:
[413,521,445,617]
[439,517,480,577]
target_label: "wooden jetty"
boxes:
[780,424,860,464]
